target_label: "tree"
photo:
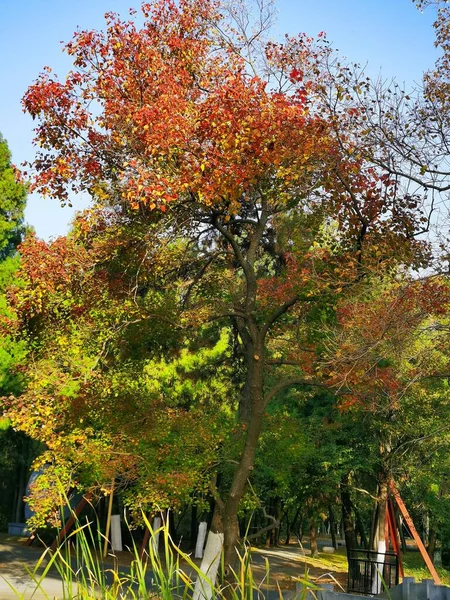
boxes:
[0,134,26,262]
[322,271,450,556]
[4,215,237,528]
[0,133,27,394]
[0,133,30,528]
[16,0,435,572]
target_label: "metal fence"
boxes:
[347,549,399,595]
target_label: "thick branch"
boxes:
[261,295,300,339]
[264,378,334,406]
[244,520,280,542]
[247,193,268,267]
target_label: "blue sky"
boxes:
[0,0,439,240]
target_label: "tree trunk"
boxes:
[222,352,265,575]
[13,465,25,523]
[398,513,407,553]
[168,509,176,541]
[369,500,378,551]
[372,478,388,552]
[328,504,338,549]
[190,503,198,550]
[341,474,358,554]
[151,515,162,556]
[265,497,274,548]
[427,527,438,561]
[286,506,301,546]
[298,513,304,543]
[371,477,389,595]
[13,435,30,523]
[423,512,430,546]
[309,518,318,557]
[193,507,224,600]
[353,503,368,548]
[195,521,208,559]
[273,499,282,546]
[265,497,281,547]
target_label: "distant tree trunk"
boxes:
[309,518,318,557]
[286,506,301,546]
[190,503,198,549]
[341,474,358,554]
[13,477,25,523]
[13,436,30,523]
[168,508,176,540]
[273,497,282,546]
[427,527,438,561]
[353,503,368,548]
[265,497,274,548]
[298,513,305,543]
[329,504,338,549]
[398,513,407,553]
[369,500,378,551]
[423,512,430,546]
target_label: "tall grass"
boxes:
[8,507,319,599]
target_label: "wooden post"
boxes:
[103,480,115,558]
[389,481,440,585]
[386,496,404,577]
[140,524,150,559]
[50,493,92,551]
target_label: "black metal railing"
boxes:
[347,549,399,595]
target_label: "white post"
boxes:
[193,529,224,600]
[151,515,162,555]
[110,514,123,552]
[195,521,208,558]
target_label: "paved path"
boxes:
[0,542,72,599]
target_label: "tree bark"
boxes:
[222,350,265,574]
[285,506,301,546]
[298,513,304,543]
[371,476,389,595]
[190,503,198,550]
[265,497,281,547]
[265,497,274,548]
[341,474,358,555]
[427,527,438,561]
[193,507,224,600]
[328,504,338,549]
[372,478,388,552]
[309,518,318,557]
[353,503,368,548]
[13,435,30,523]
[398,513,407,553]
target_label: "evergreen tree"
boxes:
[0,133,30,529]
[0,134,26,263]
[0,133,27,395]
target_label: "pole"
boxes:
[389,481,440,585]
[103,480,115,558]
[50,493,92,551]
[386,496,404,577]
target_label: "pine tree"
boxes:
[0,134,30,529]
[0,134,26,263]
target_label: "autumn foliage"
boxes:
[5,0,446,563]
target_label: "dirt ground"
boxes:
[249,545,349,592]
